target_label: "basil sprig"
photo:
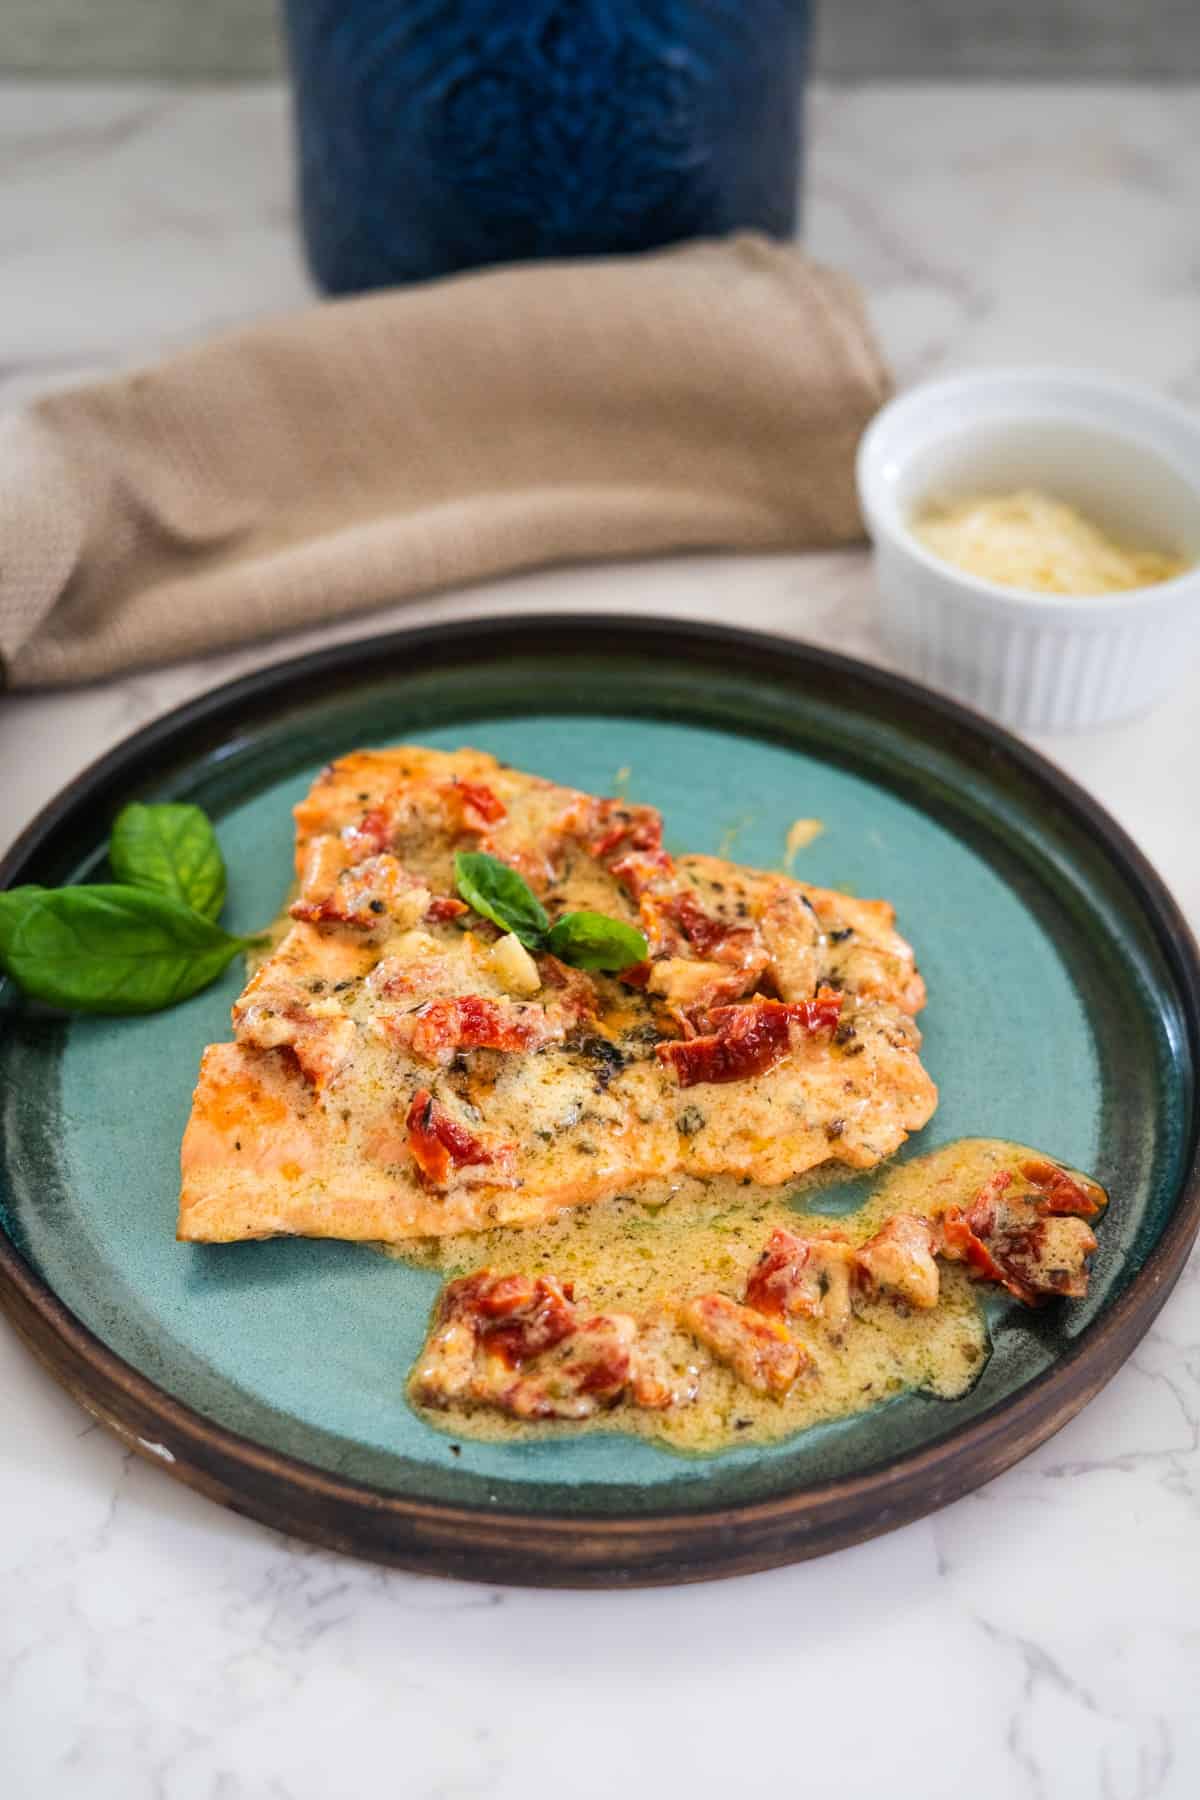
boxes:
[0,802,257,1015]
[453,851,647,973]
[545,910,649,971]
[453,851,550,949]
[0,886,253,1014]
[110,801,227,921]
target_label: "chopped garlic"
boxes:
[489,932,541,996]
[391,929,439,964]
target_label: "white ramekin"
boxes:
[856,368,1200,732]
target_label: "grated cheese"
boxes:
[911,489,1188,595]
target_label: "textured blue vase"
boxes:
[283,1,812,293]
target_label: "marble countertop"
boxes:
[3,81,1199,1800]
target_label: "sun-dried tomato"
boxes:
[423,894,470,922]
[657,990,843,1086]
[744,1227,813,1317]
[939,1168,1099,1305]
[658,891,756,962]
[407,997,560,1064]
[608,848,675,898]
[451,780,507,828]
[1020,1157,1103,1217]
[586,801,664,859]
[341,806,393,858]
[429,1271,635,1406]
[742,1225,858,1333]
[449,1271,578,1366]
[406,1089,495,1186]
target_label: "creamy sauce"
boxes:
[388,1137,1064,1455]
[784,818,825,866]
[912,489,1188,595]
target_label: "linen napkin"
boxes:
[0,234,890,689]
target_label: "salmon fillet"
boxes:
[178,748,938,1243]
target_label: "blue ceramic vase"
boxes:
[282,0,812,293]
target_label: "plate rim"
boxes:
[3,612,1199,1587]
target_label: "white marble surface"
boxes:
[2,82,1199,1800]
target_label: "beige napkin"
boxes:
[0,234,890,689]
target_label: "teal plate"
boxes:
[2,618,1198,1586]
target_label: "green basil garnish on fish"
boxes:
[545,910,649,972]
[454,851,647,970]
[453,850,551,948]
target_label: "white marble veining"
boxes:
[2,82,1199,1800]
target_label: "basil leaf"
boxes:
[454,852,648,971]
[454,851,549,949]
[545,911,648,971]
[0,887,52,960]
[110,802,227,921]
[0,885,251,1014]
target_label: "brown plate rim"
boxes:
[2,613,1198,1586]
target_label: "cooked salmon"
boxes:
[178,748,938,1243]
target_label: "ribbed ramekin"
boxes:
[856,369,1200,732]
